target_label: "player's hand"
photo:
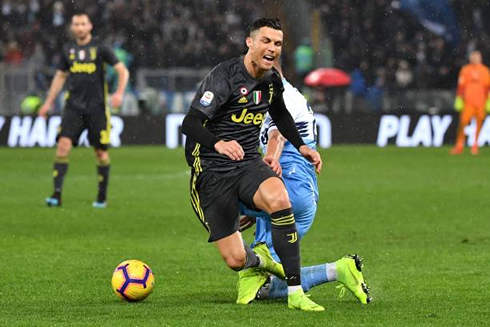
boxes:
[111,92,123,108]
[454,96,464,112]
[239,215,256,232]
[214,140,244,161]
[263,156,282,177]
[299,145,322,174]
[38,102,52,119]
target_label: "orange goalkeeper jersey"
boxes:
[457,63,490,108]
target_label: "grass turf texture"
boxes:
[0,146,489,326]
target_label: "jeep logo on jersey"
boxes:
[253,91,262,105]
[231,109,264,125]
[70,62,96,74]
[200,91,214,107]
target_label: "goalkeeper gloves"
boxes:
[454,96,464,112]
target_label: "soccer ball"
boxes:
[111,259,155,302]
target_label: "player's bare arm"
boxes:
[299,145,322,174]
[265,125,322,174]
[38,70,69,118]
[268,91,322,174]
[263,129,285,176]
[111,62,129,108]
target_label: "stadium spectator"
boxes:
[349,61,368,112]
[4,41,23,64]
[395,60,413,89]
[367,67,385,112]
[294,38,314,83]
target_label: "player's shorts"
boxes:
[189,159,278,242]
[461,104,485,122]
[241,161,318,261]
[57,108,111,150]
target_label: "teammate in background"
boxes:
[451,51,490,155]
[237,61,371,305]
[181,18,324,311]
[38,11,129,208]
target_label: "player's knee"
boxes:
[95,149,109,163]
[56,138,72,157]
[267,192,291,213]
[224,252,246,271]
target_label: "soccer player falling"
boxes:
[451,50,490,155]
[182,18,324,311]
[38,11,129,207]
[238,60,371,305]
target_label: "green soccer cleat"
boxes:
[336,254,372,304]
[236,268,269,305]
[253,243,285,279]
[288,289,325,312]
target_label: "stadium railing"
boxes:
[0,64,455,115]
[0,63,37,115]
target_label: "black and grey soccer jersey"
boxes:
[185,56,285,172]
[58,38,119,113]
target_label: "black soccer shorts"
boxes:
[189,159,278,242]
[57,108,111,150]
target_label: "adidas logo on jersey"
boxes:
[238,96,248,104]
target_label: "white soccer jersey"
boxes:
[260,78,316,151]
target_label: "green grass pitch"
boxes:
[0,146,489,326]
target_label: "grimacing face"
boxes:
[246,27,283,71]
[71,14,92,41]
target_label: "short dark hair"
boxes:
[249,18,282,35]
[72,10,91,22]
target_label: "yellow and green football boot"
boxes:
[236,268,269,305]
[288,289,325,312]
[253,243,285,279]
[336,254,372,304]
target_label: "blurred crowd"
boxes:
[313,0,490,92]
[0,0,259,73]
[1,0,490,96]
